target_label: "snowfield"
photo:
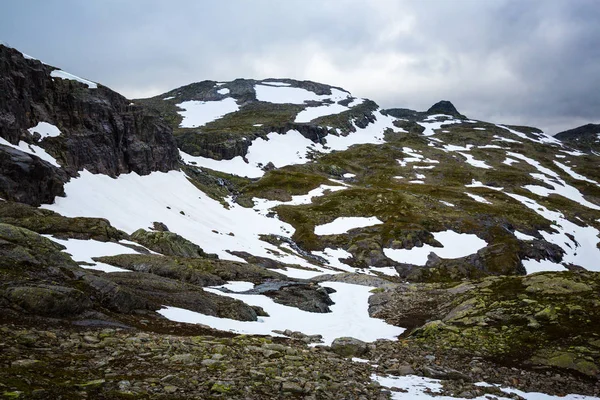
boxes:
[43,169,316,267]
[158,281,405,345]
[384,231,487,266]
[314,216,383,235]
[177,98,240,128]
[254,84,348,104]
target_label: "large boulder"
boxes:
[330,337,368,357]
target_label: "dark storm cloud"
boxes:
[1,0,599,134]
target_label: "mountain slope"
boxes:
[1,45,600,399]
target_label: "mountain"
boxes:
[1,44,600,399]
[555,123,600,155]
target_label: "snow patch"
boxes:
[28,122,61,139]
[465,193,492,204]
[50,69,97,89]
[315,217,383,236]
[383,231,487,266]
[177,98,240,128]
[158,281,405,345]
[0,137,59,167]
[44,236,138,273]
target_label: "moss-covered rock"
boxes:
[6,285,91,317]
[376,271,600,377]
[0,201,125,241]
[95,254,285,285]
[130,229,215,258]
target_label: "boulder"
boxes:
[330,337,368,357]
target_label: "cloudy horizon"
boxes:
[1,0,599,134]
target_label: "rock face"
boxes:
[0,44,180,204]
[0,145,67,206]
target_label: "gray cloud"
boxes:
[1,0,599,134]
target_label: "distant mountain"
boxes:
[1,44,600,399]
[382,99,467,120]
[555,123,600,154]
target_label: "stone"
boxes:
[331,337,368,357]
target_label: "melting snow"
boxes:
[260,81,291,87]
[44,236,138,273]
[28,122,61,139]
[383,231,487,266]
[525,173,600,210]
[503,157,520,166]
[560,149,585,157]
[497,125,561,146]
[466,180,503,191]
[493,135,522,144]
[372,374,599,400]
[458,152,492,169]
[312,248,355,271]
[418,117,463,136]
[0,137,60,167]
[514,231,536,241]
[506,193,600,272]
[158,281,405,345]
[315,217,383,235]
[177,98,240,128]
[465,193,492,204]
[43,170,317,267]
[217,88,230,95]
[553,161,599,186]
[295,103,349,123]
[50,69,97,89]
[181,111,395,178]
[254,84,347,104]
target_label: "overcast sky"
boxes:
[1,0,599,134]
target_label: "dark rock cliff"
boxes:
[0,45,180,204]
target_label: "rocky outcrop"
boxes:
[0,201,125,241]
[95,254,287,284]
[375,272,600,378]
[426,100,466,119]
[0,45,180,204]
[130,228,216,258]
[554,123,600,153]
[382,100,466,120]
[248,281,335,313]
[0,145,67,206]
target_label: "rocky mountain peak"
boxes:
[426,100,466,119]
